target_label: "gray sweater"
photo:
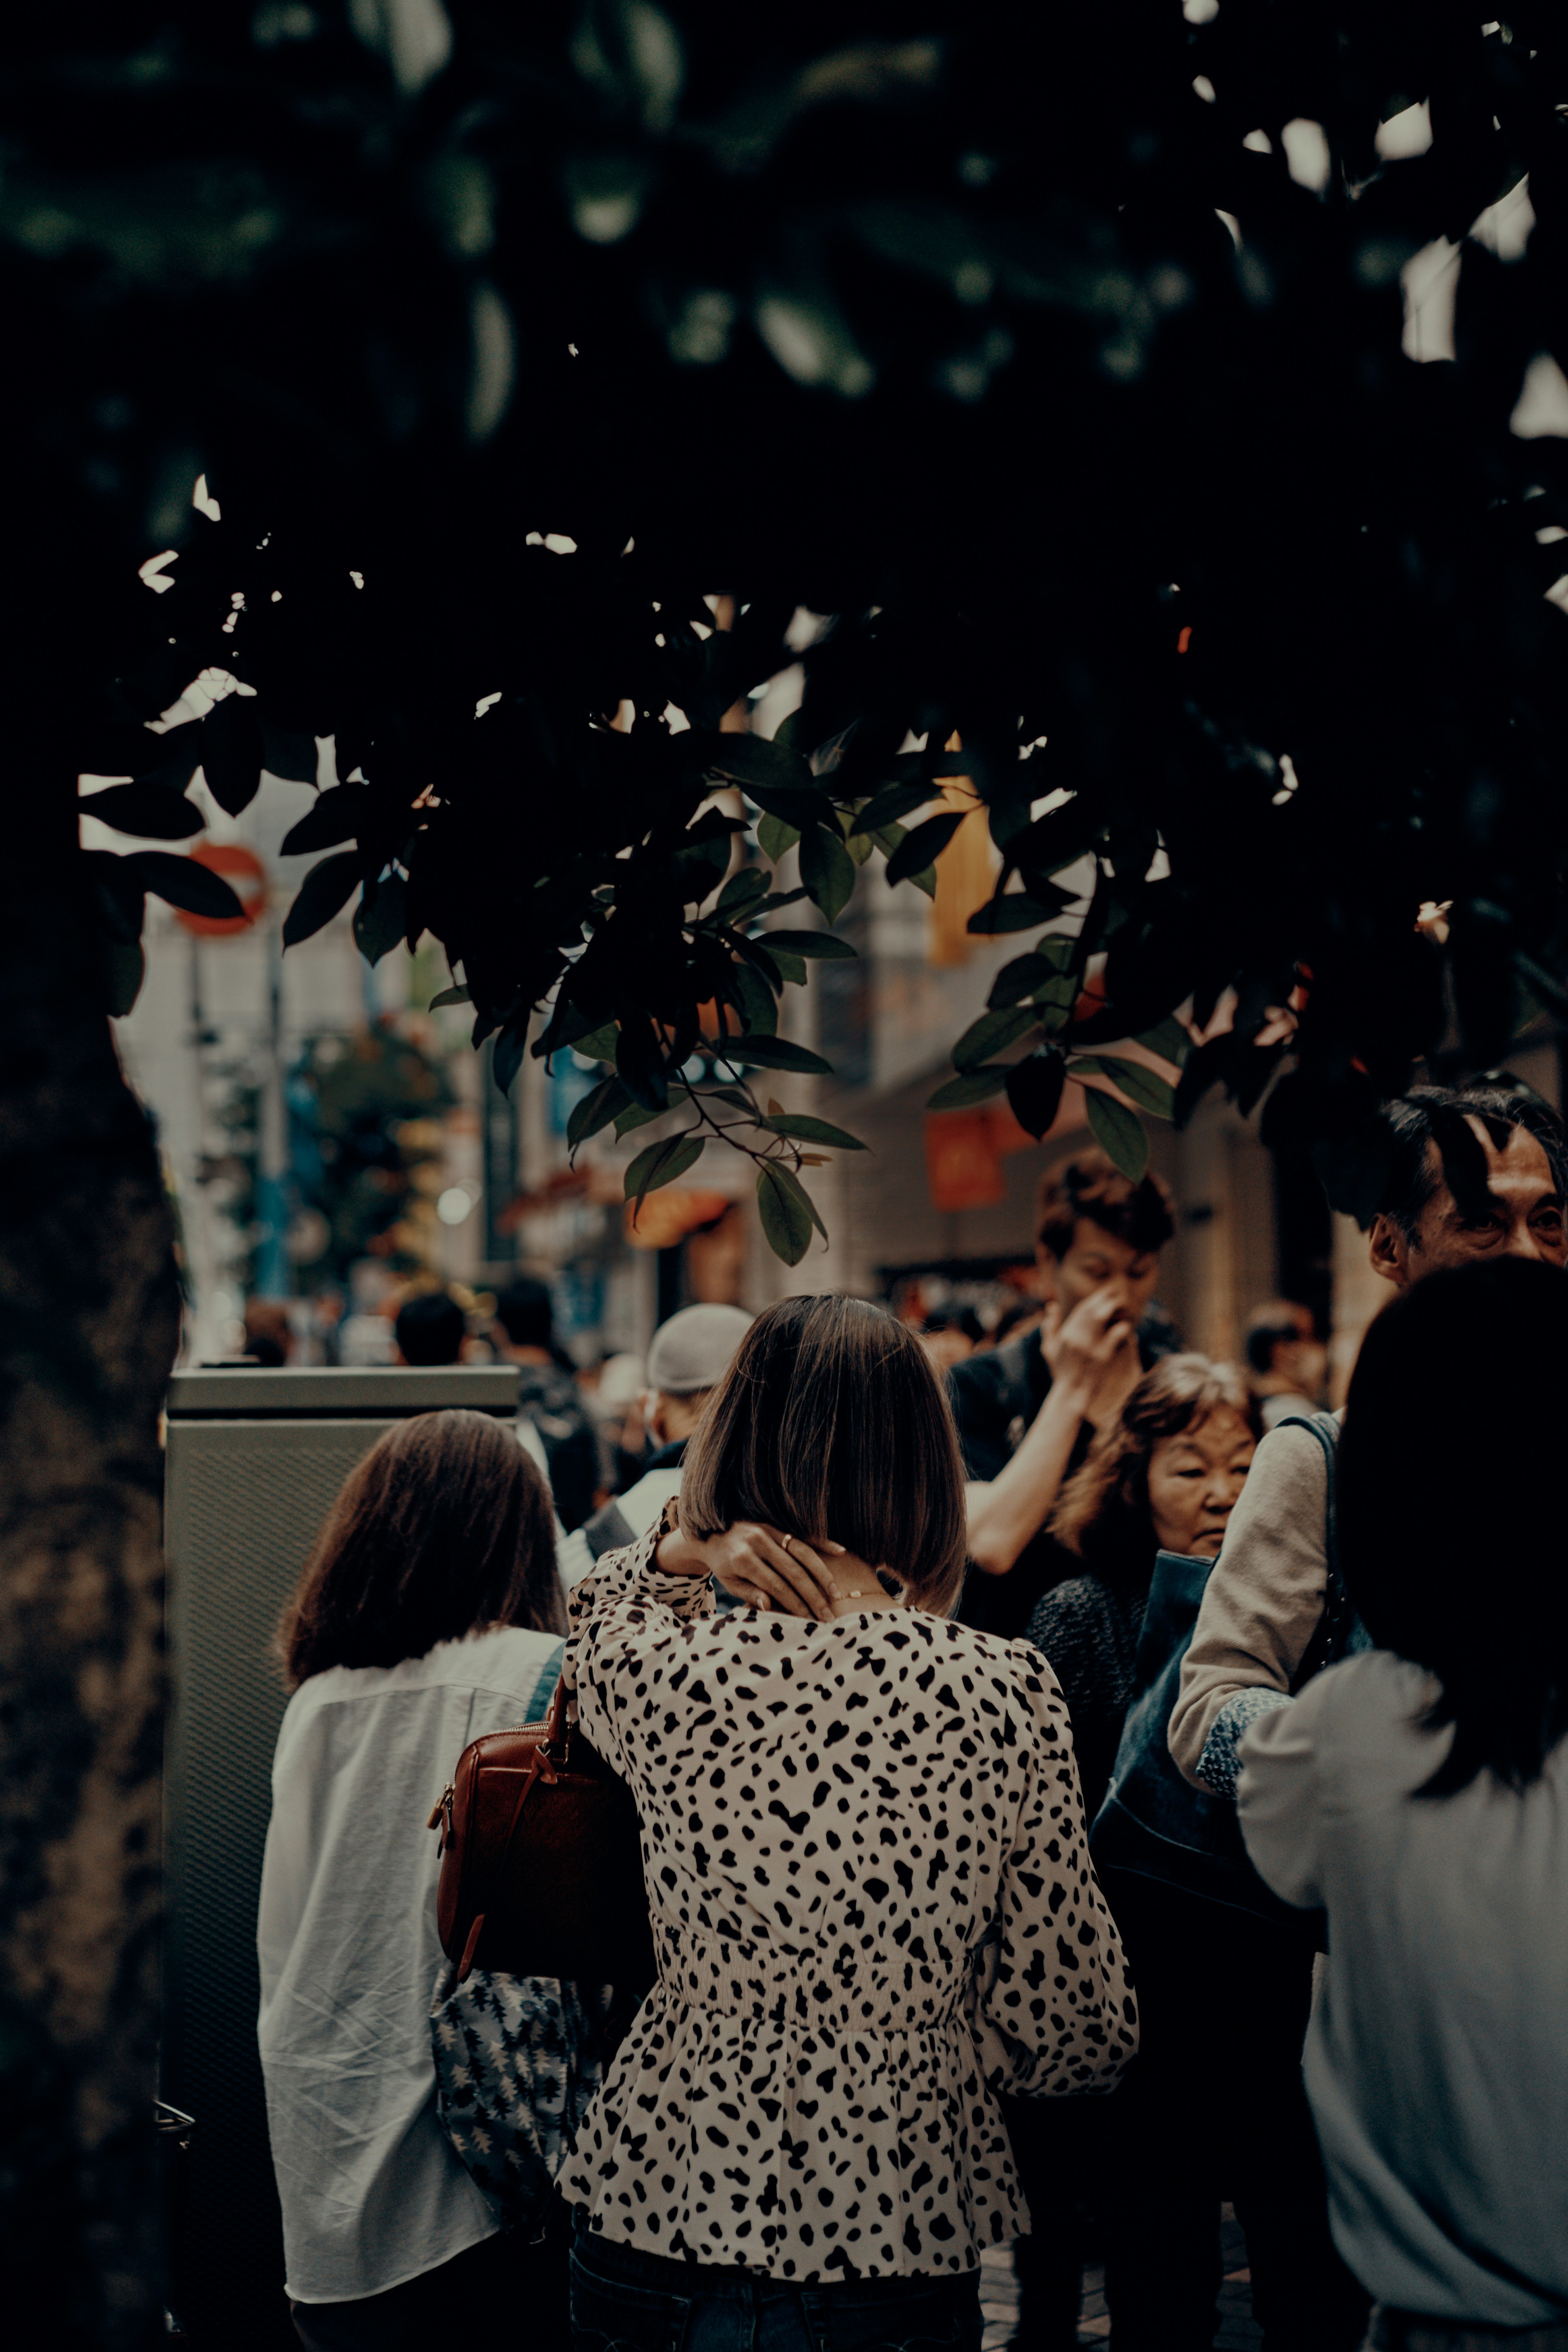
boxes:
[1167,1418,1335,1792]
[1240,1654,1568,2327]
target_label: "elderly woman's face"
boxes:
[1145,1406,1256,1559]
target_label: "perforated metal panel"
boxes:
[162,1368,518,2346]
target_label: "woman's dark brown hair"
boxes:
[1049,1354,1256,1585]
[679,1294,968,1611]
[278,1409,565,1685]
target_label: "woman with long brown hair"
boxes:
[559,1294,1136,2352]
[257,1409,566,2351]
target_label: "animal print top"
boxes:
[562,1529,1138,2281]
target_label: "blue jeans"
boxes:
[569,2221,984,2352]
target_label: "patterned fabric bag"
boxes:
[430,1965,607,2234]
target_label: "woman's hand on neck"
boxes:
[816,1551,905,1619]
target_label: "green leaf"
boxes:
[756,812,801,862]
[695,731,816,795]
[261,724,319,784]
[844,831,874,865]
[625,1133,706,1210]
[756,1163,814,1265]
[568,1074,632,1149]
[85,851,146,942]
[615,1099,664,1139]
[751,784,839,829]
[715,1033,834,1075]
[1074,1054,1178,1122]
[764,1114,869,1150]
[857,780,934,832]
[767,947,808,985]
[82,782,205,840]
[986,946,1074,1007]
[733,962,779,1036]
[572,1021,621,1062]
[744,941,786,990]
[927,1066,1011,1109]
[885,810,962,886]
[493,1019,529,1097]
[101,935,145,1017]
[353,869,408,965]
[1083,1088,1150,1181]
[798,824,857,925]
[909,865,938,900]
[968,893,1063,935]
[717,866,770,917]
[281,786,370,857]
[771,1159,828,1241]
[1135,1016,1192,1069]
[762,930,858,960]
[429,982,471,1009]
[283,849,362,947]
[128,850,245,922]
[1006,1049,1067,1140]
[953,1004,1038,1071]
[533,995,613,1060]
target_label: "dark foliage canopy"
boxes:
[8,2,1568,1254]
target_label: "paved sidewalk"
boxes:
[978,2206,1261,2348]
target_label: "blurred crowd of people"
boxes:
[249,1080,1568,2352]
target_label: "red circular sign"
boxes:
[174,842,269,938]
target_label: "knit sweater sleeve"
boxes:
[1026,1575,1136,1820]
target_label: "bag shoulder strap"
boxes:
[523,1639,566,1725]
[1272,1412,1352,1668]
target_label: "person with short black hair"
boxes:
[1239,1258,1568,2348]
[1171,1082,1568,1794]
[951,1147,1179,1637]
[559,1294,1136,2350]
[258,1411,569,2348]
[394,1287,467,1368]
[1242,1298,1327,1432]
[492,1276,599,1530]
[919,1302,985,1370]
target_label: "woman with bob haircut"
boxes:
[560,1293,1136,2352]
[1239,1258,1568,2349]
[258,1408,569,2350]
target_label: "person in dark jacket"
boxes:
[950,1148,1179,1639]
[1028,1353,1258,1819]
[1001,1356,1257,2352]
[492,1278,600,1531]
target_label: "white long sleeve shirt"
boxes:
[1238,1650,1568,2329]
[256,1627,562,2303]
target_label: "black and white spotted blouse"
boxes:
[562,1529,1138,2281]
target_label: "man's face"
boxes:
[1039,1218,1162,1325]
[1370,1118,1568,1288]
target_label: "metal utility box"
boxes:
[161,1365,519,2347]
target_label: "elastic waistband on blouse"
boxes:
[649,1913,969,2034]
